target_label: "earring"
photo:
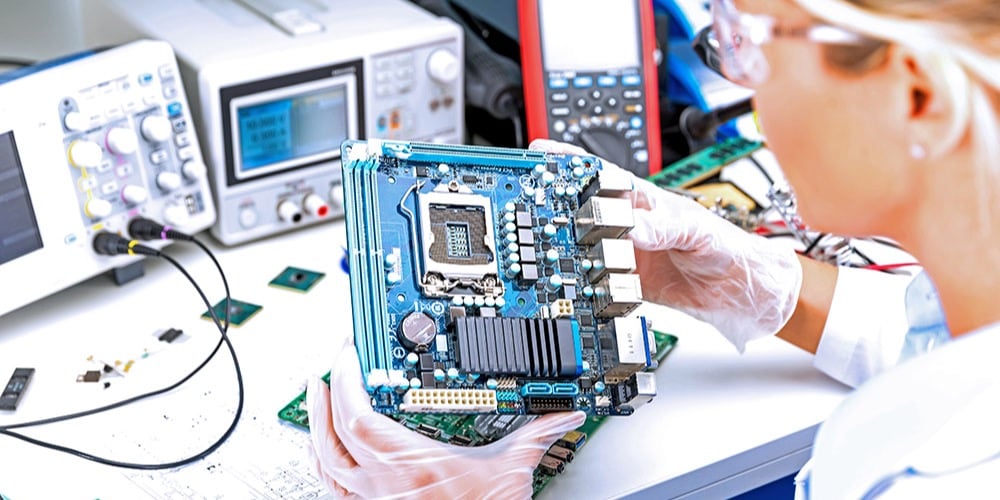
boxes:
[910,143,927,160]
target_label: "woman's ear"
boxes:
[891,45,971,160]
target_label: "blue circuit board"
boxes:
[341,140,657,416]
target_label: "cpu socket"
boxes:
[417,184,502,297]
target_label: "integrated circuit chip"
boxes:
[201,298,262,327]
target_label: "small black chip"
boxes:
[559,259,575,273]
[419,353,435,371]
[544,267,554,276]
[421,371,436,389]
[579,314,594,327]
[537,216,549,225]
[600,335,616,350]
[462,175,479,184]
[158,328,183,343]
[416,166,429,177]
[0,368,34,411]
[547,162,559,173]
[541,243,552,251]
[515,202,526,211]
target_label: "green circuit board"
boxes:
[279,331,678,496]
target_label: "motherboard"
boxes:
[342,140,656,416]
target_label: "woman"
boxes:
[309,0,1000,497]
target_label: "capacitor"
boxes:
[572,166,585,179]
[398,311,437,349]
[546,274,564,292]
[554,186,566,197]
[485,296,496,307]
[452,296,464,306]
[386,271,402,285]
[505,253,521,265]
[580,259,593,271]
[503,212,516,223]
[570,156,583,167]
[504,201,517,212]
[582,286,595,298]
[532,164,546,178]
[594,381,606,393]
[405,352,419,366]
[505,233,518,244]
[495,297,507,307]
[504,263,522,279]
[384,253,398,269]
[541,171,556,186]
[434,369,446,381]
[463,296,475,307]
[505,242,520,254]
[504,222,517,234]
[486,378,499,390]
[541,224,557,239]
[566,186,579,197]
[582,361,591,373]
[474,296,485,307]
[447,367,460,380]
[545,248,560,263]
[410,377,423,389]
[438,163,450,174]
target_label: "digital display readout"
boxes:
[237,85,348,172]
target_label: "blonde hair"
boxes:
[796,0,1000,224]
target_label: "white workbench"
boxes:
[0,220,849,499]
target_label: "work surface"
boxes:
[0,220,849,499]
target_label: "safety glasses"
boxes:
[709,0,870,86]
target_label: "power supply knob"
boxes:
[181,160,206,181]
[303,193,329,217]
[156,171,182,192]
[141,115,172,143]
[67,140,103,169]
[120,184,148,205]
[162,202,188,226]
[85,198,113,219]
[277,200,303,223]
[427,49,460,84]
[106,127,139,155]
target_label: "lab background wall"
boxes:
[0,0,84,63]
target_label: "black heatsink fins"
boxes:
[453,317,582,378]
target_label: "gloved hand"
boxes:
[530,139,802,352]
[308,339,587,499]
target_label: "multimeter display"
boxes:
[0,131,43,266]
[519,0,662,177]
[539,0,640,71]
[236,85,348,175]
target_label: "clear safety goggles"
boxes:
[709,0,870,86]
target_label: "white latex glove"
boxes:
[308,339,587,499]
[530,139,802,351]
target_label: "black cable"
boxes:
[0,58,34,68]
[510,113,524,149]
[0,236,242,470]
[802,232,826,256]
[748,155,775,186]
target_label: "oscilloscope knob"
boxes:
[156,171,183,192]
[162,202,188,226]
[106,127,139,155]
[181,160,206,181]
[140,115,172,143]
[328,184,345,210]
[427,49,460,84]
[120,184,149,205]
[67,139,103,169]
[85,198,113,220]
[63,111,88,132]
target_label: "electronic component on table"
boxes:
[1,368,35,410]
[0,40,215,318]
[85,0,464,245]
[342,139,658,416]
[519,0,662,177]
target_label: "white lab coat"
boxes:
[800,321,1000,498]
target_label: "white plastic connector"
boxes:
[549,299,574,318]
[400,388,498,413]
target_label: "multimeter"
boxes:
[519,0,662,176]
